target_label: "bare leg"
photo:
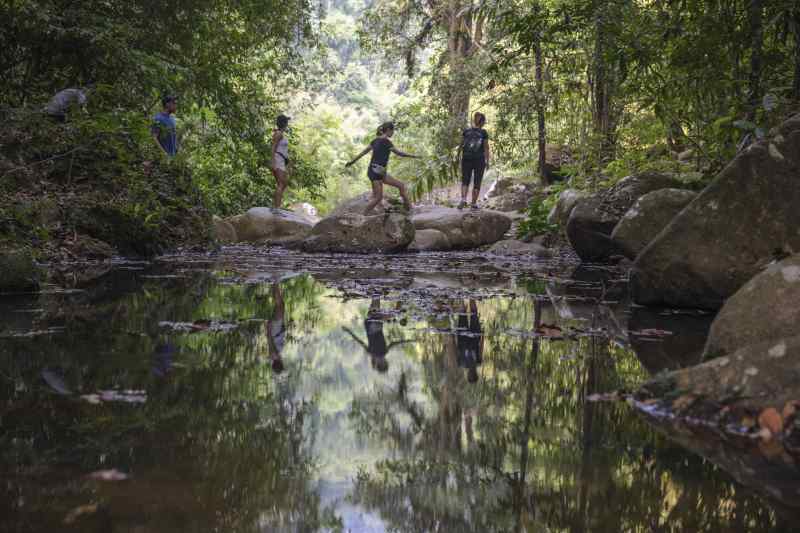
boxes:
[364,180,384,215]
[272,168,288,209]
[461,184,469,204]
[382,174,412,210]
[471,186,480,206]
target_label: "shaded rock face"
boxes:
[0,249,40,293]
[212,215,237,244]
[704,254,800,360]
[412,206,512,250]
[302,213,415,253]
[226,208,313,244]
[329,192,389,217]
[408,229,450,252]
[487,239,551,258]
[631,115,800,309]
[547,188,586,229]
[566,173,684,262]
[611,189,696,259]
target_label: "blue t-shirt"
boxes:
[152,112,178,156]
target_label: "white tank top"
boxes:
[275,131,289,159]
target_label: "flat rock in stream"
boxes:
[225,208,314,244]
[411,206,511,250]
[301,212,415,253]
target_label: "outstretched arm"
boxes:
[391,146,420,159]
[342,326,369,352]
[346,146,372,167]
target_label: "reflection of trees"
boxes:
[350,298,779,532]
[0,272,337,531]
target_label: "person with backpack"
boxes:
[345,122,419,215]
[271,114,291,209]
[459,112,491,209]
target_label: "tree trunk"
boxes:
[793,9,800,102]
[747,0,764,120]
[534,38,548,185]
[591,2,616,164]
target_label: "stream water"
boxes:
[1,247,797,532]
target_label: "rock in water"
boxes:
[225,208,314,244]
[704,254,800,359]
[611,189,696,259]
[412,206,511,250]
[547,188,586,229]
[212,215,237,244]
[302,212,415,253]
[566,172,684,262]
[631,114,800,309]
[0,248,40,294]
[329,192,390,217]
[487,239,552,258]
[408,229,451,252]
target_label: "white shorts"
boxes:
[273,155,287,172]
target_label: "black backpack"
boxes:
[462,128,485,159]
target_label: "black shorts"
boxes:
[462,158,486,188]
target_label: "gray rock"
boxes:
[329,192,390,217]
[611,189,696,259]
[225,207,314,244]
[704,254,800,359]
[408,229,451,252]
[487,239,552,258]
[631,114,800,309]
[302,212,415,253]
[566,172,685,262]
[412,206,512,250]
[0,248,40,294]
[212,215,237,244]
[547,188,586,228]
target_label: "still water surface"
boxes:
[0,248,795,532]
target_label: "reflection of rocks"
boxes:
[632,115,800,309]
[610,189,696,260]
[628,307,714,374]
[567,173,684,262]
[704,254,800,359]
[226,207,314,244]
[412,206,511,250]
[302,212,415,254]
[0,248,40,294]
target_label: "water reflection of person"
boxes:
[344,298,410,373]
[266,283,286,373]
[455,299,483,383]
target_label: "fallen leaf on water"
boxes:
[757,427,773,442]
[758,407,784,435]
[782,401,799,421]
[87,469,129,481]
[64,503,99,524]
[671,395,696,411]
[535,324,563,338]
[758,437,784,459]
[630,328,673,337]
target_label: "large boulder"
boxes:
[0,248,40,294]
[408,229,451,252]
[212,215,237,244]
[631,115,800,309]
[412,206,511,250]
[329,192,390,217]
[547,188,586,228]
[704,254,800,360]
[225,208,314,244]
[566,173,684,262]
[482,181,541,212]
[289,202,320,224]
[610,189,696,259]
[302,212,415,253]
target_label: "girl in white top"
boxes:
[271,114,291,209]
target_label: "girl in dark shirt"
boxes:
[346,122,420,214]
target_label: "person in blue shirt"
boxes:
[151,95,178,157]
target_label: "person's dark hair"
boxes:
[473,112,486,127]
[376,121,395,137]
[277,114,291,129]
[162,94,177,107]
[271,358,285,373]
[467,367,479,383]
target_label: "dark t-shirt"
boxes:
[462,128,489,161]
[369,137,394,168]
